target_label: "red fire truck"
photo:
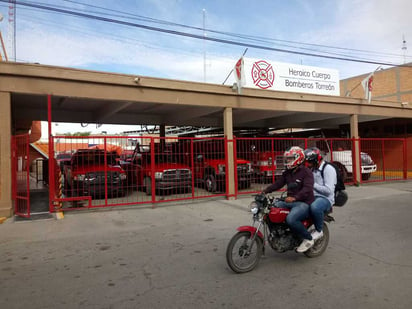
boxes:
[122,143,192,195]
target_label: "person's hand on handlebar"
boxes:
[285,196,296,203]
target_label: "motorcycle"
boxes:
[226,192,334,273]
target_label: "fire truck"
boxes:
[122,143,192,195]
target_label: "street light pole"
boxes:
[203,9,206,82]
[0,13,8,61]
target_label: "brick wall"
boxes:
[340,63,412,103]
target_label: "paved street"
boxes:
[1,181,412,309]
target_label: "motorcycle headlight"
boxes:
[218,164,226,175]
[120,173,127,180]
[154,172,163,180]
[249,201,259,214]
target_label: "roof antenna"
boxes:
[402,34,407,64]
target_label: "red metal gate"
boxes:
[11,134,31,217]
[50,136,229,211]
[46,135,412,211]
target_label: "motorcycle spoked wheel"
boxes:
[304,223,330,258]
[226,231,263,273]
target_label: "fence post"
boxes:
[271,139,275,184]
[150,137,156,205]
[25,134,31,216]
[403,138,407,180]
[104,137,108,205]
[233,137,238,198]
[190,139,195,198]
[381,140,386,181]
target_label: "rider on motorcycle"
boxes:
[304,147,337,242]
[262,146,315,253]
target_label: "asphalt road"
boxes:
[1,181,412,309]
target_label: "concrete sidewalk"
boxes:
[1,181,412,309]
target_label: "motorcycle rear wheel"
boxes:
[304,223,330,258]
[226,231,263,273]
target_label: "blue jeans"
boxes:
[310,196,332,232]
[276,201,311,240]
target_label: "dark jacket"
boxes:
[263,165,315,205]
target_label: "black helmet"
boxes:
[304,147,322,166]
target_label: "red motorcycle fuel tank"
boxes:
[269,207,290,223]
[269,207,313,227]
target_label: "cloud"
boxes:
[17,17,238,83]
[15,0,412,84]
[315,0,411,56]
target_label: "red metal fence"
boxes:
[235,137,307,195]
[359,138,407,182]
[11,134,30,217]
[51,136,231,211]
[46,135,411,212]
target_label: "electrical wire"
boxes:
[4,1,410,63]
[3,1,410,63]
[58,0,410,61]
[16,11,236,64]
[1,0,411,67]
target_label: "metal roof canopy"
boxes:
[2,62,412,133]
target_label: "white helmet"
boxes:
[284,146,305,170]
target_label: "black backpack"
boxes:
[320,161,348,206]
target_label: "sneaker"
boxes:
[296,238,314,253]
[311,230,324,241]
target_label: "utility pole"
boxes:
[8,0,16,61]
[0,13,8,61]
[402,35,407,64]
[203,9,206,82]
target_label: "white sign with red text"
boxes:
[241,58,340,96]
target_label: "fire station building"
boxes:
[0,61,411,218]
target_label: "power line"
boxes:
[5,1,411,63]
[2,0,411,67]
[16,11,236,64]
[57,0,409,60]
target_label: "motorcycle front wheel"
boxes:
[226,231,263,273]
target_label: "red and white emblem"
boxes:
[251,60,275,89]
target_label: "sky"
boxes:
[0,0,411,136]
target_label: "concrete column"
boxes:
[223,107,235,199]
[350,114,361,185]
[0,92,12,217]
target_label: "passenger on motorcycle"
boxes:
[262,146,315,253]
[304,147,337,242]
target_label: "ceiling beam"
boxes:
[305,115,390,128]
[233,110,294,126]
[95,101,133,122]
[162,106,223,123]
